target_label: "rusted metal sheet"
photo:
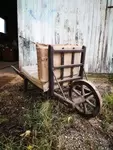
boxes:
[17,0,113,73]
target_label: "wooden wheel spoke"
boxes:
[72,88,81,96]
[86,99,96,108]
[82,103,87,114]
[84,92,93,98]
[81,85,85,96]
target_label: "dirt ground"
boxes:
[0,71,113,150]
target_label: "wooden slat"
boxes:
[79,46,86,78]
[54,76,81,84]
[48,45,54,96]
[60,52,64,86]
[54,63,82,69]
[54,50,83,53]
[71,53,75,77]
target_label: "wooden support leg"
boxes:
[24,78,28,92]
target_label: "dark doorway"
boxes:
[0,0,18,64]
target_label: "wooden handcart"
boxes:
[12,43,102,119]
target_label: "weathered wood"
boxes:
[69,79,102,118]
[54,63,83,69]
[54,49,83,53]
[48,45,54,96]
[11,65,24,78]
[24,78,28,92]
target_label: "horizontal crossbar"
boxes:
[54,63,82,69]
[54,50,83,53]
[54,76,81,84]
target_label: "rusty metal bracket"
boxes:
[107,6,113,8]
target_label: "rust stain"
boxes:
[64,19,70,32]
[75,8,79,45]
[55,32,60,44]
[56,12,60,23]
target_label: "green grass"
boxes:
[99,93,113,131]
[104,93,113,107]
[108,74,113,84]
[0,99,74,150]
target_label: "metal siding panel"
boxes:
[17,0,112,73]
[94,0,108,73]
[107,0,113,73]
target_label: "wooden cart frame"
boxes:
[12,45,102,119]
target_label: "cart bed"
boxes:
[20,44,83,92]
[21,65,49,91]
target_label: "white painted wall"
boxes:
[17,0,113,73]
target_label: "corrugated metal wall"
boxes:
[17,0,113,73]
[107,0,113,73]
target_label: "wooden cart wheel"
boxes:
[69,79,102,119]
